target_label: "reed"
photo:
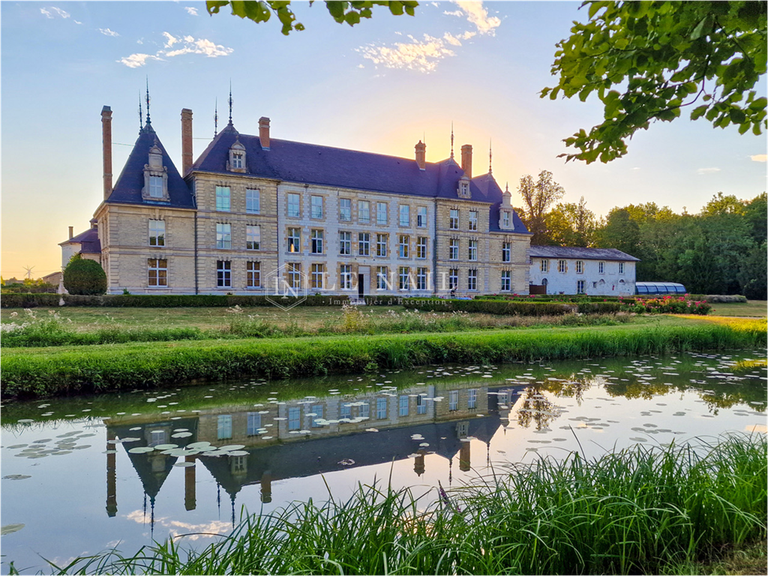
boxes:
[19,434,766,575]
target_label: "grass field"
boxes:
[708,300,767,317]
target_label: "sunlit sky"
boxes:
[2,1,766,279]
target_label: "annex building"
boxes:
[64,103,533,297]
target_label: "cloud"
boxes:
[41,6,71,19]
[40,8,53,18]
[452,1,500,35]
[99,28,120,37]
[750,154,767,162]
[358,34,456,73]
[697,167,721,175]
[185,7,199,16]
[119,53,163,68]
[443,10,463,17]
[125,510,232,541]
[119,33,234,67]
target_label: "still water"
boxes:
[1,351,766,573]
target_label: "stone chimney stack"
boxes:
[68,226,74,240]
[415,140,426,170]
[461,144,472,179]
[101,106,113,199]
[181,108,193,176]
[259,117,270,150]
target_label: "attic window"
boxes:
[142,143,169,202]
[149,176,163,198]
[227,139,247,173]
[502,211,510,228]
[457,177,471,199]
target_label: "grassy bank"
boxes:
[2,320,764,400]
[21,434,766,575]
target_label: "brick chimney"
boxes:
[68,226,74,240]
[181,108,193,176]
[461,144,472,179]
[415,140,426,170]
[259,117,270,150]
[101,106,112,199]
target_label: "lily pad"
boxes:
[128,446,155,454]
[1,524,25,535]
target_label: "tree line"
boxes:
[517,171,767,299]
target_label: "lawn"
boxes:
[708,300,767,318]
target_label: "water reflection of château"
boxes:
[103,381,530,532]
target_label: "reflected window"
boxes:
[217,415,232,440]
[340,403,352,420]
[288,407,301,430]
[399,395,409,417]
[449,390,459,411]
[468,389,477,410]
[417,395,426,415]
[377,397,387,419]
[247,412,261,436]
[311,404,323,427]
[360,402,370,418]
[149,429,167,447]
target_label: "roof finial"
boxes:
[489,138,492,174]
[450,122,454,159]
[138,93,143,133]
[228,81,233,126]
[214,98,218,137]
[505,181,509,193]
[145,77,151,126]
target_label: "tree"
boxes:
[516,170,566,245]
[546,196,598,246]
[206,0,418,35]
[542,1,767,163]
[63,255,107,296]
[701,192,746,216]
[595,208,641,258]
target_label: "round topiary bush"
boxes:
[63,256,107,295]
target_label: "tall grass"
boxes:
[22,434,766,575]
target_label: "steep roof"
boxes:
[193,124,494,202]
[107,125,195,209]
[59,227,101,254]
[529,246,640,261]
[472,173,530,234]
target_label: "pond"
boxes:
[1,351,766,573]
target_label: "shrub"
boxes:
[688,294,749,304]
[402,297,574,316]
[62,257,107,295]
[1,293,60,308]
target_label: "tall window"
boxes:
[377,397,387,419]
[468,269,477,291]
[216,186,231,212]
[468,239,477,261]
[398,235,409,258]
[399,395,409,417]
[417,206,427,228]
[449,390,459,411]
[619,262,625,274]
[359,200,370,223]
[148,258,167,287]
[541,259,549,273]
[247,261,261,288]
[416,267,428,290]
[288,228,301,253]
[399,204,410,227]
[577,279,586,294]
[287,193,301,217]
[502,211,510,227]
[416,237,427,259]
[558,260,567,273]
[311,263,324,289]
[360,402,370,419]
[502,242,511,263]
[358,232,370,256]
[340,264,352,290]
[417,395,426,415]
[217,261,231,288]
[311,195,323,219]
[377,266,389,290]
[149,176,163,198]
[339,198,352,221]
[399,267,410,291]
[247,412,261,436]
[339,231,351,255]
[377,202,388,225]
[288,263,301,289]
[449,268,458,290]
[149,219,165,246]
[449,209,459,229]
[468,389,477,409]
[468,210,478,231]
[216,223,231,249]
[311,405,323,427]
[340,403,352,420]
[501,270,511,292]
[376,234,388,257]
[449,239,459,260]
[311,229,324,254]
[246,189,260,214]
[288,407,300,430]
[246,225,260,250]
[598,261,605,274]
[217,415,232,439]
[575,260,584,274]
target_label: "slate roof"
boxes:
[473,173,531,234]
[193,124,518,209]
[529,246,640,262]
[107,125,195,209]
[59,227,101,254]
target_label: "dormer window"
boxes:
[501,210,513,229]
[457,176,471,199]
[227,139,246,173]
[142,143,169,202]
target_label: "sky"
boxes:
[1,0,766,280]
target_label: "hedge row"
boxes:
[402,298,576,316]
[1,293,351,308]
[688,294,749,304]
[482,294,636,304]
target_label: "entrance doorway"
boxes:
[358,274,365,298]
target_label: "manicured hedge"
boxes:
[688,294,749,304]
[402,297,575,316]
[577,302,623,314]
[1,293,351,308]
